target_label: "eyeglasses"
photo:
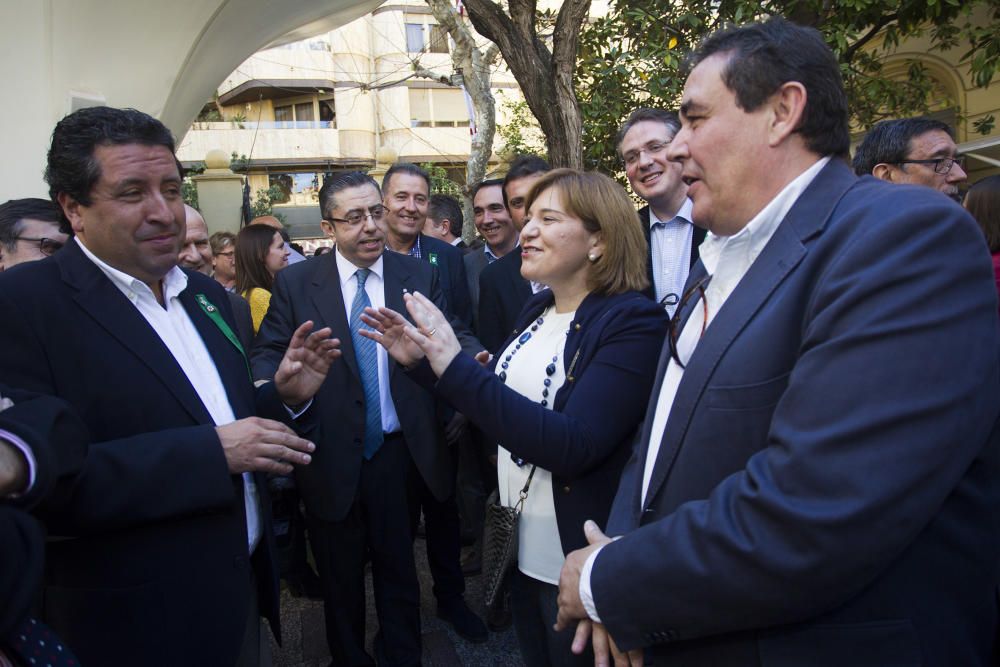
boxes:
[15,236,64,256]
[895,156,965,175]
[667,274,711,370]
[327,205,386,227]
[622,139,672,167]
[215,250,235,257]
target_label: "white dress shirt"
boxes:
[75,237,263,552]
[580,156,831,622]
[334,248,402,434]
[649,197,696,313]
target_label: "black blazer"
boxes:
[0,386,88,644]
[251,250,453,522]
[0,241,288,667]
[477,251,533,353]
[638,204,707,301]
[418,233,474,330]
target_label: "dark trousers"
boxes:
[511,569,594,667]
[307,435,421,667]
[412,458,465,604]
[455,424,496,545]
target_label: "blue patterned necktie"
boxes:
[4,616,79,666]
[350,268,383,459]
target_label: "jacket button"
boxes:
[574,323,581,331]
[355,399,363,407]
[562,485,571,493]
[233,555,248,570]
[354,438,362,445]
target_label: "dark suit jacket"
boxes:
[477,251,533,353]
[251,250,453,522]
[0,241,289,667]
[463,247,491,332]
[638,203,707,301]
[426,289,667,553]
[0,386,88,643]
[418,233,474,330]
[227,290,255,352]
[594,160,1000,665]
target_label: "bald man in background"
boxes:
[252,216,306,265]
[181,205,254,351]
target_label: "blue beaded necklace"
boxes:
[499,307,570,467]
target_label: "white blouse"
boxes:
[496,305,575,585]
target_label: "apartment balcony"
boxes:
[177,122,346,166]
[218,47,340,105]
[388,126,475,161]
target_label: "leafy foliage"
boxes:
[495,94,548,162]
[421,162,463,196]
[578,0,1000,178]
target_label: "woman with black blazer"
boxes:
[362,169,669,666]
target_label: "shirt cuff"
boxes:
[0,429,36,497]
[580,544,606,623]
[284,398,313,419]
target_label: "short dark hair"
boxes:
[502,155,551,209]
[234,224,281,295]
[0,198,61,252]
[851,117,956,176]
[687,17,849,158]
[318,171,380,220]
[428,194,463,237]
[471,178,505,204]
[615,108,681,156]
[965,175,1000,254]
[45,106,177,210]
[381,163,431,195]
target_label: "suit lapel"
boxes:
[59,242,213,425]
[178,287,253,418]
[641,160,855,509]
[310,253,359,383]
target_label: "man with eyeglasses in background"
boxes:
[0,198,68,271]
[852,117,968,201]
[616,109,706,312]
[210,230,238,291]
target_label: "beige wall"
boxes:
[0,0,382,201]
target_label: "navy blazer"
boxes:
[419,233,475,330]
[594,159,1000,665]
[0,241,290,667]
[430,289,668,553]
[251,250,453,522]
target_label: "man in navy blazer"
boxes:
[555,19,1000,666]
[0,106,338,667]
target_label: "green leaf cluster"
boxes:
[577,0,1000,181]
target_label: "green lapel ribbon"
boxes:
[195,293,251,381]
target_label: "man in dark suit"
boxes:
[616,108,706,308]
[556,19,1000,666]
[0,106,339,667]
[851,116,967,202]
[379,163,487,642]
[178,203,254,350]
[253,172,463,663]
[464,178,518,332]
[424,193,474,251]
[476,155,550,353]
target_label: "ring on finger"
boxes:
[426,327,438,338]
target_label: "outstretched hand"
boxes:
[274,320,341,406]
[360,292,462,377]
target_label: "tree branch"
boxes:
[844,14,898,63]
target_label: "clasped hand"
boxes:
[360,292,462,377]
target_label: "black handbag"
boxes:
[481,465,536,608]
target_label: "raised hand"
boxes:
[274,320,341,407]
[360,305,425,368]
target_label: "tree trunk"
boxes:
[421,0,499,240]
[463,0,591,169]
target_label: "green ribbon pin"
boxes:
[196,293,251,381]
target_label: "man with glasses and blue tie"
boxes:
[616,109,706,312]
[0,198,68,271]
[852,117,968,202]
[253,171,458,666]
